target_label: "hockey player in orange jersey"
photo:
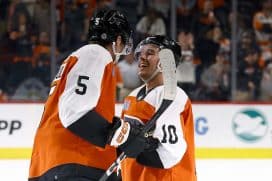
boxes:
[28,9,156,181]
[119,35,197,181]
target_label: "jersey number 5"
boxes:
[75,75,89,95]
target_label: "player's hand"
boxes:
[108,117,159,158]
[118,124,160,158]
[109,117,131,147]
[143,136,159,152]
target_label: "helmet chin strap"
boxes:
[112,42,122,63]
[141,62,162,84]
[112,38,133,63]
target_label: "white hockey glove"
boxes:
[109,118,131,147]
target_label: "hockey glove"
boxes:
[108,117,131,147]
[108,117,159,158]
[117,125,159,158]
[143,136,160,152]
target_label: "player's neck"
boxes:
[145,75,163,92]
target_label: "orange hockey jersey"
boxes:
[121,85,197,181]
[29,44,117,178]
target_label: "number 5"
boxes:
[75,75,89,95]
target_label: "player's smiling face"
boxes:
[136,44,160,80]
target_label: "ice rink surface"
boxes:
[1,159,272,181]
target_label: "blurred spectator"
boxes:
[7,11,34,92]
[226,12,247,38]
[60,0,86,52]
[197,49,230,101]
[235,49,263,101]
[80,0,96,19]
[196,0,228,32]
[177,30,197,99]
[178,30,195,50]
[259,41,272,68]
[252,0,272,49]
[212,25,230,53]
[78,0,96,43]
[9,12,33,58]
[7,0,31,33]
[32,31,58,86]
[237,30,260,61]
[177,52,197,99]
[32,32,51,66]
[148,0,170,20]
[197,25,230,71]
[237,0,261,24]
[117,52,142,101]
[146,0,170,34]
[193,0,220,38]
[194,27,220,84]
[135,7,166,44]
[260,63,272,101]
[32,0,50,36]
[176,0,197,32]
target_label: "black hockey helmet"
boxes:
[135,35,182,66]
[88,9,132,48]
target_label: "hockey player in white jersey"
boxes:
[118,35,197,181]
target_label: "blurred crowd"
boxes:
[0,0,272,102]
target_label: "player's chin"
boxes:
[138,67,145,74]
[138,72,148,80]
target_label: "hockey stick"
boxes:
[99,49,177,181]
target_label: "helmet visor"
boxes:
[134,42,160,61]
[113,32,133,56]
[123,34,133,55]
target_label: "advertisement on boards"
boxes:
[1,103,271,148]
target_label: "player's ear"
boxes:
[157,61,162,72]
[114,35,124,53]
[116,35,122,46]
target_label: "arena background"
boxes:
[0,0,272,180]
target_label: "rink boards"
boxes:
[0,103,271,159]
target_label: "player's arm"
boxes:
[136,98,191,169]
[58,51,145,149]
[66,108,113,147]
[58,50,116,148]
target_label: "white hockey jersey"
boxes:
[121,85,197,181]
[29,44,118,178]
